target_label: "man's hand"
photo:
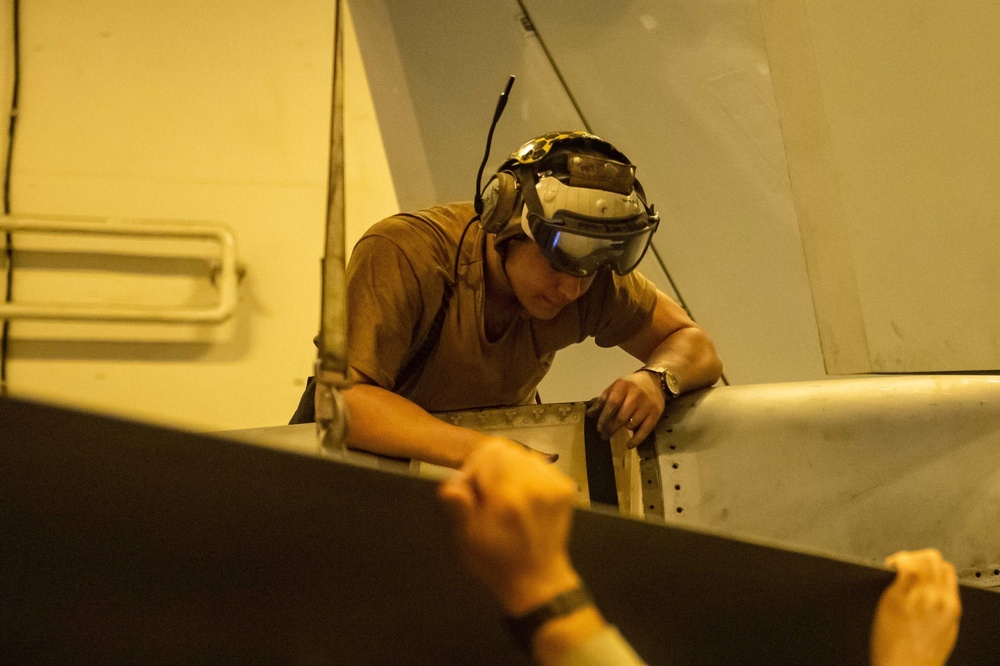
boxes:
[586,370,665,448]
[437,439,582,615]
[870,548,962,666]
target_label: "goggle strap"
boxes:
[515,167,545,223]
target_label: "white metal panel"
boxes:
[655,375,1000,587]
[760,0,1000,373]
[5,1,340,430]
[0,216,238,323]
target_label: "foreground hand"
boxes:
[509,439,559,464]
[586,371,665,447]
[870,548,961,666]
[437,439,581,615]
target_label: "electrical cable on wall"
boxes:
[515,0,728,385]
[1,0,20,397]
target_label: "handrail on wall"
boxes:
[0,216,239,323]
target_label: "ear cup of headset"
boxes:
[478,171,521,234]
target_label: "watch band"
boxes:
[505,584,595,652]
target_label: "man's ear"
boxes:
[493,236,529,281]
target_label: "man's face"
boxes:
[504,239,596,320]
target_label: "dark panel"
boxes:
[1,397,511,664]
[2,396,997,664]
[583,413,618,507]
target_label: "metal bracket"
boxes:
[638,435,665,521]
[0,215,239,323]
[435,402,591,504]
[958,565,1000,589]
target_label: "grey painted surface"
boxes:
[654,374,1000,588]
[348,0,583,210]
[347,0,828,399]
[523,1,827,385]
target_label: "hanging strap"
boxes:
[392,281,454,391]
[392,211,475,392]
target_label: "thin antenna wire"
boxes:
[473,75,514,214]
[514,2,591,130]
[1,0,21,396]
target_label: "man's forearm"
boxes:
[643,326,723,394]
[341,383,485,468]
[532,606,610,666]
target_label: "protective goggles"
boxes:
[525,213,657,276]
[521,176,659,276]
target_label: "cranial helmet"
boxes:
[478,131,659,277]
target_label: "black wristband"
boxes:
[504,584,595,653]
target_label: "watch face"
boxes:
[644,366,679,396]
[664,369,680,395]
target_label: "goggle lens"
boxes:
[532,219,655,277]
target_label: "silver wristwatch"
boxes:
[640,365,680,399]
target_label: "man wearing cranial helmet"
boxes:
[303,130,723,467]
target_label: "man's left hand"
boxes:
[586,370,665,448]
[438,440,581,615]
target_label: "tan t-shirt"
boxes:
[346,203,657,412]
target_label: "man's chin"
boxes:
[526,302,563,320]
